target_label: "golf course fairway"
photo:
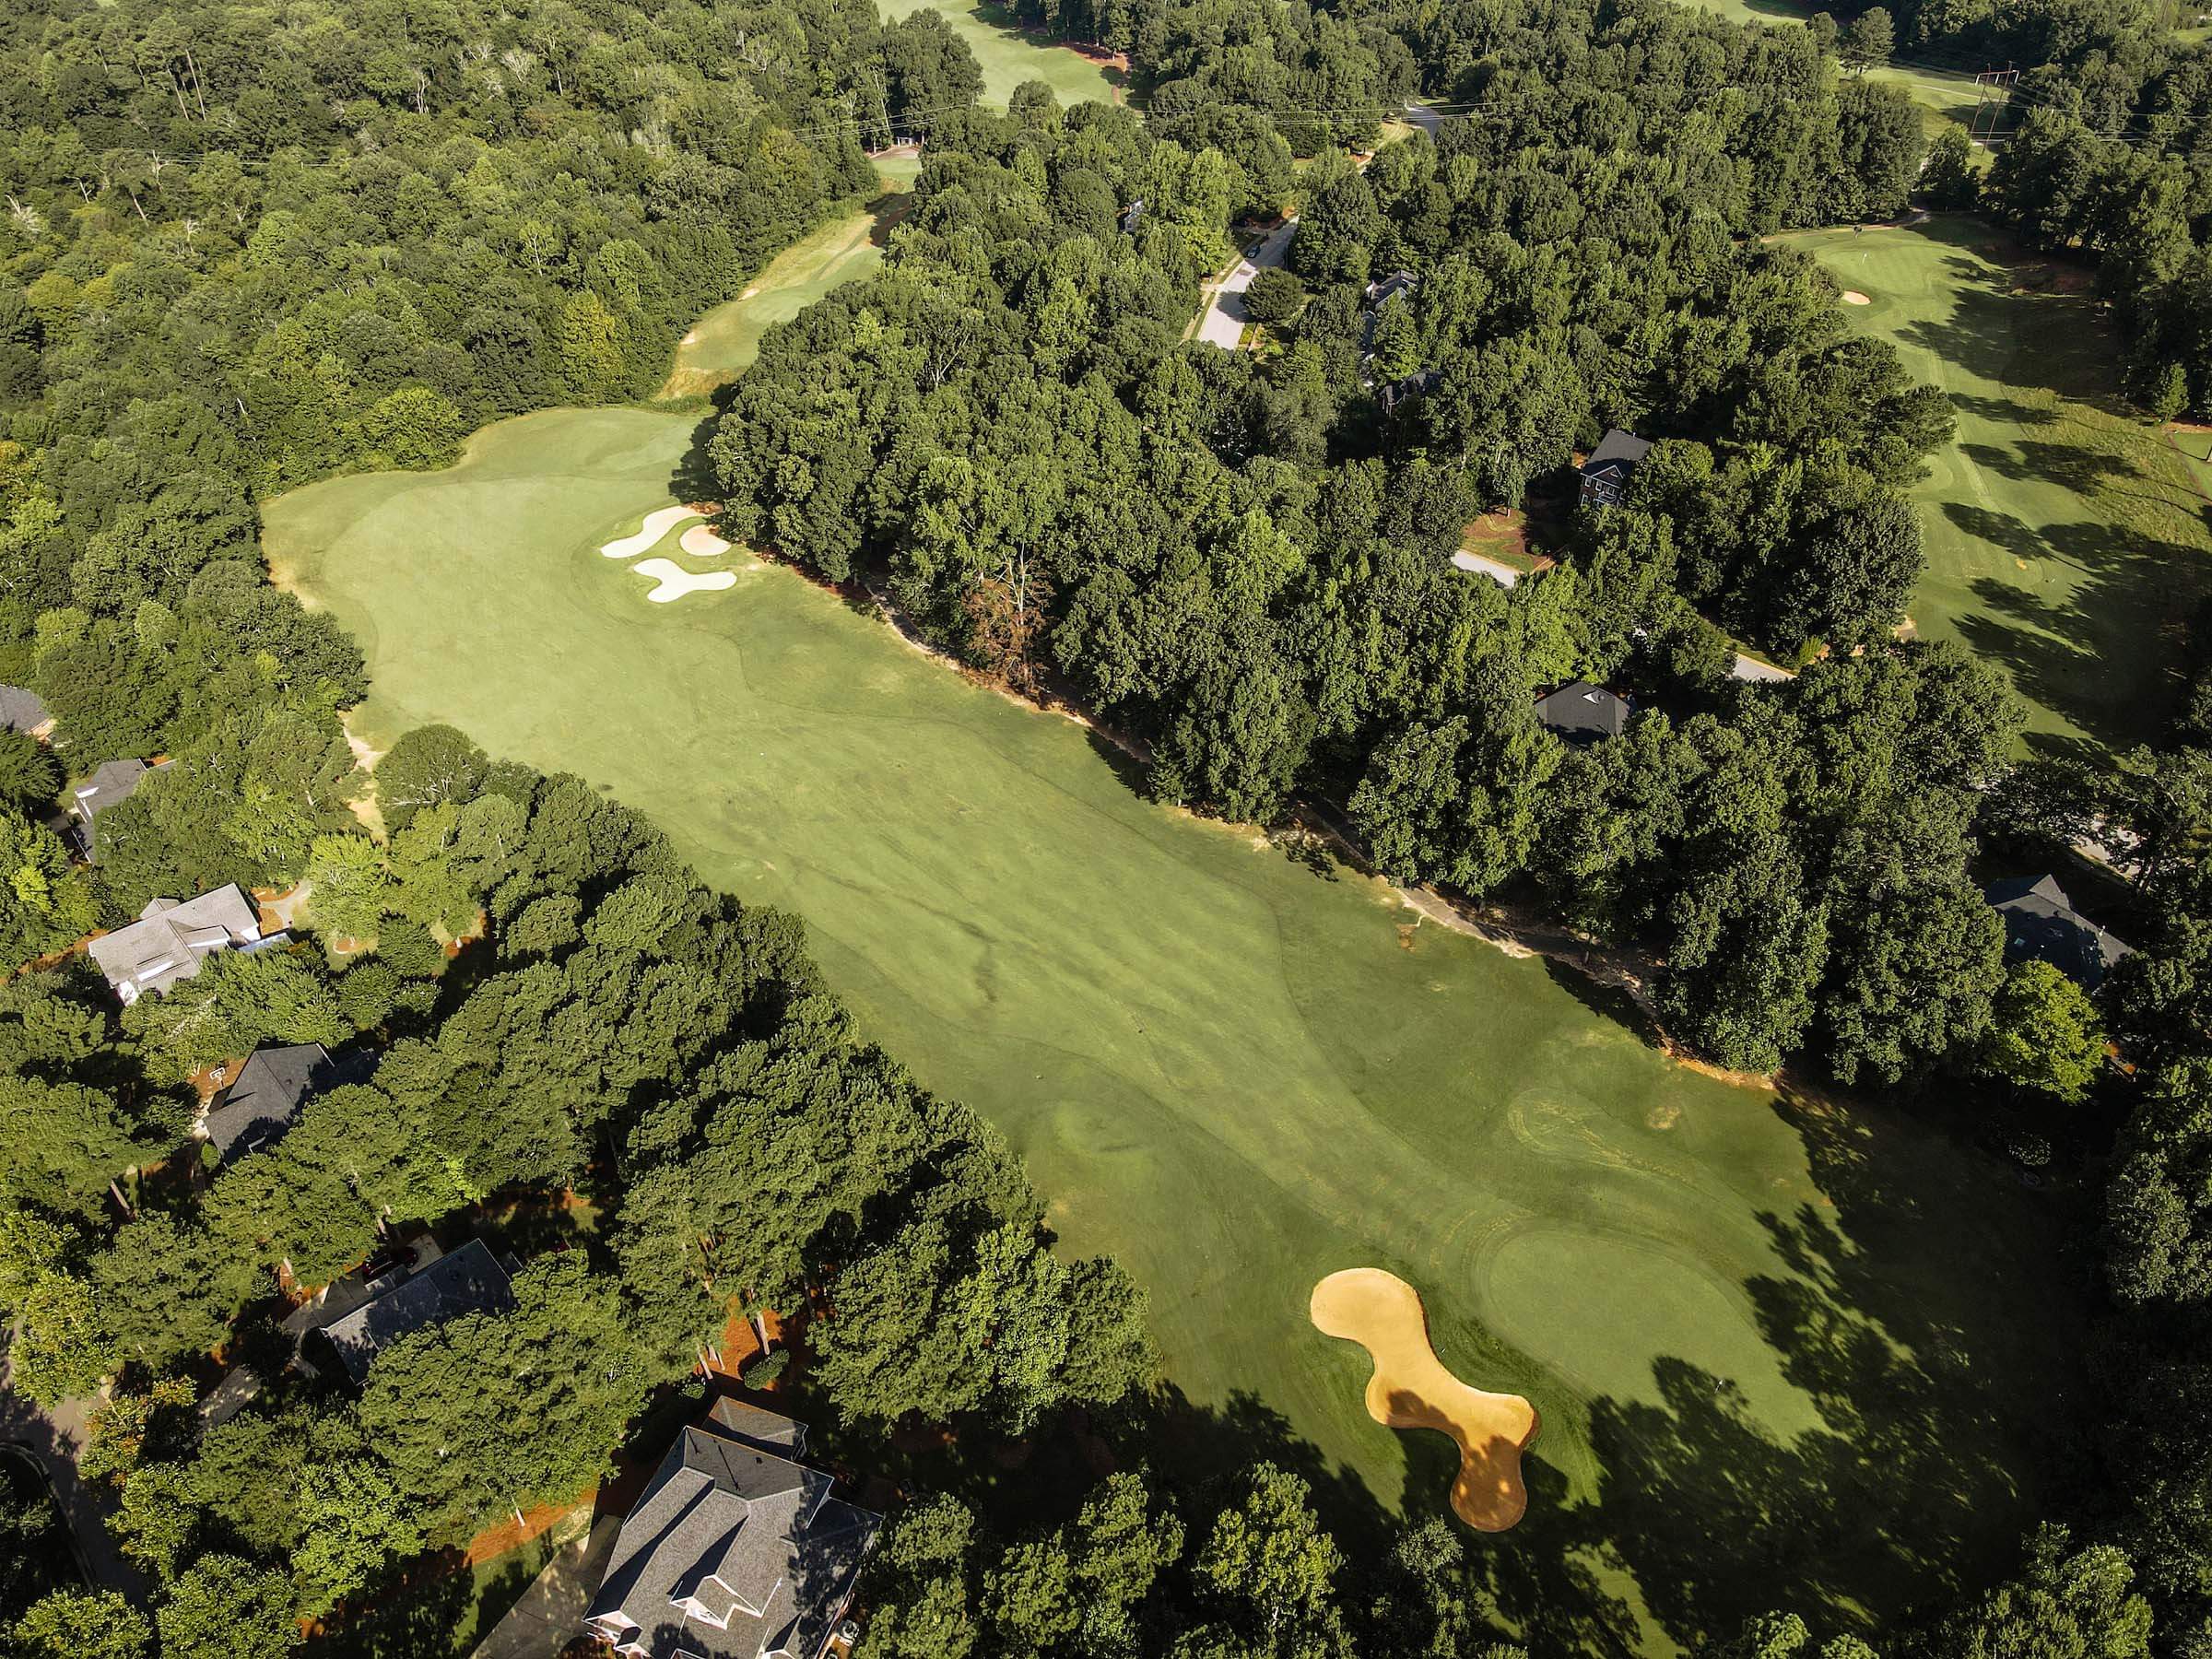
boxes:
[1778,216,2212,753]
[267,402,2085,1651]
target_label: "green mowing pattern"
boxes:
[1776,217,2212,755]
[268,403,2085,1650]
[662,154,923,401]
[877,0,1117,108]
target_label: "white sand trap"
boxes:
[1841,290,1872,305]
[600,505,700,559]
[679,523,734,559]
[632,558,736,603]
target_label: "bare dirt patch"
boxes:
[1310,1267,1539,1532]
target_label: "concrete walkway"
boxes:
[470,1512,617,1659]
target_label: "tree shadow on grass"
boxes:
[305,1548,473,1658]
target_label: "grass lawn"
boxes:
[269,402,2088,1652]
[1773,216,2212,755]
[876,0,1117,108]
[660,155,922,401]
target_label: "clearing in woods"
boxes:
[1775,216,2212,755]
[268,398,2087,1651]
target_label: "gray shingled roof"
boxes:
[0,685,52,735]
[85,887,262,1004]
[586,1409,879,1659]
[319,1239,516,1383]
[202,1043,372,1165]
[1985,874,2134,988]
[1582,429,1653,477]
[1535,681,1630,742]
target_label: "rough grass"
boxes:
[268,398,2088,1651]
[660,155,922,400]
[1680,0,1987,136]
[876,0,1117,108]
[1773,215,2212,756]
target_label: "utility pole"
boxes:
[1971,65,2019,147]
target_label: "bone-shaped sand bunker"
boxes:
[599,505,700,559]
[1310,1267,1540,1532]
[630,558,736,603]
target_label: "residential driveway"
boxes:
[1195,218,1300,350]
[0,1339,150,1602]
[471,1513,618,1659]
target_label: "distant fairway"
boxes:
[1776,217,2212,753]
[1682,0,1984,135]
[662,154,922,400]
[269,402,2085,1651]
[877,0,1117,107]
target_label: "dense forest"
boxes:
[0,0,2209,1649]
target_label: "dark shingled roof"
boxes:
[1535,681,1630,742]
[204,1043,371,1165]
[319,1239,515,1383]
[1985,874,2134,988]
[586,1406,879,1659]
[1581,429,1653,477]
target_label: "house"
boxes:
[1119,197,1145,235]
[316,1238,517,1384]
[203,1042,371,1166]
[87,886,265,1006]
[1535,681,1630,743]
[1378,367,1441,417]
[585,1399,880,1659]
[1579,429,1653,509]
[1984,875,2134,988]
[1363,269,1418,308]
[65,757,171,861]
[0,685,53,737]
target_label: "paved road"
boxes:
[1194,217,1299,350]
[0,1338,151,1603]
[1402,99,1444,138]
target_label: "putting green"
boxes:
[877,0,1117,108]
[662,154,923,400]
[268,398,2086,1649]
[1776,217,2212,753]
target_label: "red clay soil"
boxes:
[701,1306,789,1381]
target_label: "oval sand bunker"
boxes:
[1311,1268,1539,1532]
[631,558,736,603]
[1841,289,1872,305]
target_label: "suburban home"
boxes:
[1378,367,1441,416]
[203,1042,371,1166]
[1364,269,1418,308]
[585,1398,880,1659]
[315,1238,517,1384]
[1535,681,1630,743]
[1579,429,1653,509]
[0,685,53,736]
[1984,874,2134,988]
[65,757,171,861]
[87,886,266,1005]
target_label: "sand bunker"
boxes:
[1841,290,1872,305]
[600,506,699,559]
[679,523,734,559]
[1310,1268,1539,1532]
[632,558,736,603]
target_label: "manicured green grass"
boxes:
[877,0,1117,108]
[1680,0,1984,136]
[661,156,922,400]
[268,403,2086,1650]
[1774,216,2212,754]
